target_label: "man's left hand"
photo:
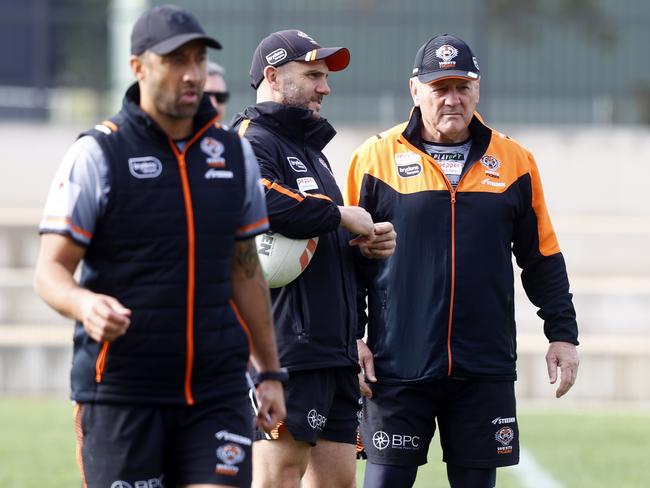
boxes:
[255,380,286,432]
[546,341,579,398]
[357,222,396,259]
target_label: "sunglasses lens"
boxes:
[206,91,229,104]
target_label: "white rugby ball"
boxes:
[255,231,319,288]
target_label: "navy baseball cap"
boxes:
[131,4,221,55]
[250,29,350,89]
[412,34,480,83]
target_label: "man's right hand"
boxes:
[357,339,377,398]
[338,206,375,240]
[78,292,131,343]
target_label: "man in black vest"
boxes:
[34,5,285,488]
[233,30,396,488]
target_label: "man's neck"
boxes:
[421,121,469,144]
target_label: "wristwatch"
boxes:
[253,368,289,385]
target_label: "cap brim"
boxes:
[418,70,479,84]
[313,47,350,71]
[149,33,222,55]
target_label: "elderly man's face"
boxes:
[411,77,480,143]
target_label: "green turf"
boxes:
[0,398,78,488]
[1,398,648,487]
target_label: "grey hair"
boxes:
[207,61,225,77]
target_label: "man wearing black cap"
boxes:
[232,30,396,487]
[34,4,285,487]
[346,34,579,487]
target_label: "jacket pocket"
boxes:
[291,282,311,343]
[95,342,110,383]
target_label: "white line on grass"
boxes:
[509,447,564,488]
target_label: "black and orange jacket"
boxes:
[346,108,578,382]
[232,102,359,372]
[73,84,254,405]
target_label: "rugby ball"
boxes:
[255,231,319,288]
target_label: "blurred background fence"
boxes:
[2,0,650,126]
[0,0,649,405]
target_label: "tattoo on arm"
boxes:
[235,240,261,279]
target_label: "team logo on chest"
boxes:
[480,154,500,170]
[200,137,233,179]
[287,156,308,173]
[394,151,422,178]
[200,137,226,167]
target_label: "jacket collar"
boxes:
[232,102,336,151]
[401,107,492,163]
[122,83,218,140]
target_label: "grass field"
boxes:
[1,398,648,487]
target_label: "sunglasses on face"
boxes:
[205,91,230,104]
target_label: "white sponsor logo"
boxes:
[372,430,390,450]
[307,409,327,430]
[205,168,234,179]
[435,44,459,68]
[372,430,421,451]
[492,416,516,425]
[397,163,422,178]
[395,152,423,178]
[395,152,421,165]
[215,430,252,446]
[297,177,319,192]
[266,48,287,65]
[473,56,480,71]
[481,178,506,188]
[287,156,308,172]
[110,474,164,488]
[128,156,162,179]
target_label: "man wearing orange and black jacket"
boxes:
[346,34,579,488]
[233,30,395,488]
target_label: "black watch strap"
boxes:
[253,368,289,385]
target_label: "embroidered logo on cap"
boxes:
[435,44,459,68]
[266,48,287,65]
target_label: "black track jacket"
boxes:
[233,102,359,372]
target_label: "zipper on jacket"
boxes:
[95,342,110,382]
[168,117,217,406]
[447,190,456,376]
[399,136,460,377]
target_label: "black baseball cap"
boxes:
[131,4,221,56]
[412,34,480,84]
[250,29,350,89]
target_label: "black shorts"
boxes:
[360,379,519,468]
[259,366,359,446]
[74,393,253,488]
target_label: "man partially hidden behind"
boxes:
[346,34,579,488]
[34,5,285,487]
[233,30,396,487]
